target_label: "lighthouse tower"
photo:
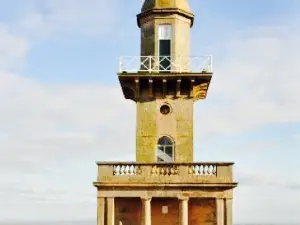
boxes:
[94,1,237,225]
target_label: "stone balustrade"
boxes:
[97,162,234,184]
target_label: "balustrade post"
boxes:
[179,164,189,177]
[142,165,151,178]
[98,164,114,182]
[217,164,232,182]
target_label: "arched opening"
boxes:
[156,136,174,162]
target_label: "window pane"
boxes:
[157,157,164,162]
[159,25,172,40]
[159,40,171,56]
[164,155,173,162]
[157,149,172,162]
[158,137,164,145]
[158,136,172,145]
[157,145,164,151]
[165,147,173,158]
[157,136,174,162]
[159,40,171,71]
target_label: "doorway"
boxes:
[158,25,172,72]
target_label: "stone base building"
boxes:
[94,1,238,225]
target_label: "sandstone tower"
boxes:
[94,1,237,225]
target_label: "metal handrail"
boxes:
[119,55,212,73]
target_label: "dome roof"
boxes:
[142,0,191,13]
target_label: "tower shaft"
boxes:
[118,0,212,163]
[136,98,193,162]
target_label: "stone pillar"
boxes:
[97,197,105,225]
[107,197,115,225]
[179,197,189,225]
[225,199,233,225]
[216,199,225,225]
[141,197,152,225]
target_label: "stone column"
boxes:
[225,199,233,225]
[97,197,105,225]
[107,197,115,225]
[179,197,189,225]
[141,197,152,225]
[216,199,225,225]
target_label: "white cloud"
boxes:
[16,0,120,39]
[0,1,135,220]
[0,75,136,220]
[195,24,300,136]
[0,25,28,72]
[0,72,136,162]
[234,185,300,224]
[294,133,300,140]
[236,170,300,191]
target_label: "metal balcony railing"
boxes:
[118,56,212,73]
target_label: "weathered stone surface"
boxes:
[136,99,193,162]
[139,15,192,67]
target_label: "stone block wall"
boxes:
[136,98,193,162]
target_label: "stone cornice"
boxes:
[137,8,194,27]
[93,182,238,189]
[96,161,235,166]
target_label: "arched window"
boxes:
[156,136,174,162]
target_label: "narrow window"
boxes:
[158,25,172,71]
[156,136,174,162]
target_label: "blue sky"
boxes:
[0,0,299,223]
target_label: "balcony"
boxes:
[95,162,236,187]
[118,56,212,74]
